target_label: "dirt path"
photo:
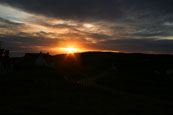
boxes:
[75,68,173,105]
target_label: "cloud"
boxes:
[0,17,25,30]
[0,0,122,22]
[1,0,173,36]
[1,0,173,22]
[0,17,22,26]
[95,38,173,54]
[0,0,173,55]
[0,17,27,35]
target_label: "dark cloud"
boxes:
[0,0,122,22]
[0,17,28,36]
[0,17,23,28]
[1,0,173,22]
[88,33,112,40]
[0,18,21,25]
[0,34,59,47]
[95,38,173,54]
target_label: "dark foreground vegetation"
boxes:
[1,52,173,114]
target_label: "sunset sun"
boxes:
[54,42,86,54]
[66,48,77,53]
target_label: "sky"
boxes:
[0,0,173,56]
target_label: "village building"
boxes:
[24,52,52,67]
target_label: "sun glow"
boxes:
[65,48,77,53]
[52,41,88,54]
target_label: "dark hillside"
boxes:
[1,52,173,113]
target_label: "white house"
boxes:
[35,55,49,67]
